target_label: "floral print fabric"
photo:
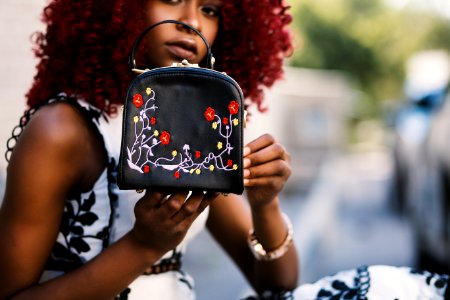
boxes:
[294,265,449,300]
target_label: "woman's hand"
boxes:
[131,190,216,255]
[243,134,292,209]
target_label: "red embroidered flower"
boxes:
[223,117,229,125]
[195,151,201,159]
[227,159,233,167]
[174,171,180,179]
[204,107,215,122]
[150,117,156,125]
[160,131,170,145]
[143,165,150,173]
[228,100,239,115]
[133,94,143,108]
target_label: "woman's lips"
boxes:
[165,41,197,61]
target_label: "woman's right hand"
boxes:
[131,190,216,255]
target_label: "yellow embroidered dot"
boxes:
[212,122,218,130]
[217,142,223,150]
[133,116,139,123]
[172,150,177,157]
[146,87,152,95]
[233,118,239,126]
[233,164,238,170]
[154,130,159,136]
[209,165,215,171]
[190,169,195,174]
[196,169,201,175]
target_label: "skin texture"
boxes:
[0,0,298,299]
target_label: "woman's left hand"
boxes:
[243,134,292,208]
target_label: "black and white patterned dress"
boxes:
[293,265,449,300]
[29,95,205,299]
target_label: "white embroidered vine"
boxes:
[127,88,240,179]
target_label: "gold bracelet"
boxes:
[247,213,294,261]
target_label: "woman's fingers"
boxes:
[132,190,217,253]
[159,191,190,217]
[244,133,275,155]
[147,191,217,223]
[244,159,291,180]
[244,176,285,190]
[244,142,290,167]
[142,191,172,208]
[171,191,216,223]
[243,134,292,190]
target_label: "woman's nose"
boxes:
[177,5,201,33]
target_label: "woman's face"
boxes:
[143,0,222,68]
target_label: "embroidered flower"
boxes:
[160,131,170,145]
[217,142,223,150]
[228,100,239,115]
[227,159,233,167]
[233,164,238,170]
[150,117,157,125]
[133,116,139,123]
[154,130,159,137]
[195,169,201,175]
[132,94,143,108]
[174,171,180,179]
[143,165,150,173]
[233,118,239,126]
[204,107,215,122]
[146,87,152,95]
[195,151,201,159]
[222,117,229,125]
[172,150,178,157]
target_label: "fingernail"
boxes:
[243,158,251,168]
[244,179,250,186]
[243,147,251,157]
[243,169,250,178]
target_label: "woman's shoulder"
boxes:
[7,100,107,191]
[22,100,97,152]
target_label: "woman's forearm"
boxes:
[250,198,299,292]
[9,233,162,300]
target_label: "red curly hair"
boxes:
[27,0,292,114]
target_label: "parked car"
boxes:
[416,90,450,274]
[389,50,450,274]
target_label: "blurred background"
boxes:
[1,0,450,299]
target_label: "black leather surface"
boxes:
[118,67,244,194]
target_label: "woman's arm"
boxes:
[0,103,213,299]
[207,134,299,294]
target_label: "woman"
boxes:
[0,0,297,299]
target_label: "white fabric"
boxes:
[294,265,448,300]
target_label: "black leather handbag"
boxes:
[118,20,244,194]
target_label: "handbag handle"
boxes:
[129,20,215,71]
